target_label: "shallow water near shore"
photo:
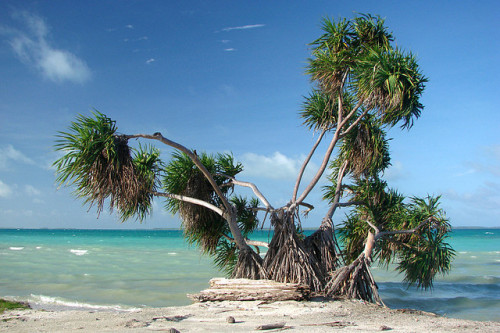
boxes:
[1,228,498,321]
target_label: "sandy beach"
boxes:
[1,299,499,332]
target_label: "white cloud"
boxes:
[384,160,407,181]
[146,58,155,64]
[0,145,34,169]
[240,152,307,180]
[224,48,236,52]
[446,182,500,211]
[0,180,13,198]
[221,24,265,32]
[125,24,134,29]
[25,184,41,196]
[5,12,91,83]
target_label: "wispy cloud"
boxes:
[239,152,314,180]
[220,24,265,32]
[0,145,34,170]
[224,48,236,52]
[0,180,13,198]
[145,58,155,64]
[3,12,91,83]
[446,181,500,211]
[25,184,41,196]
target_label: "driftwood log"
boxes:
[188,278,310,302]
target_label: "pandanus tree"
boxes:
[54,14,454,303]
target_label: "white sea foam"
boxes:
[167,252,177,255]
[485,232,494,235]
[36,246,42,249]
[459,251,468,254]
[70,249,88,256]
[30,294,140,312]
[9,247,24,251]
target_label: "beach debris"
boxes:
[302,321,356,328]
[167,328,180,333]
[124,318,146,328]
[226,316,236,323]
[256,322,286,330]
[152,315,190,322]
[380,325,392,330]
[188,278,310,302]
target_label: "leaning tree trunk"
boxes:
[323,232,383,305]
[263,210,325,292]
[304,220,341,274]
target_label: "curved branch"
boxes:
[364,219,380,234]
[374,218,433,241]
[125,133,232,212]
[294,129,341,205]
[292,129,326,202]
[339,106,370,138]
[222,234,269,248]
[294,99,365,206]
[125,133,250,251]
[323,159,348,225]
[225,176,273,210]
[152,191,224,216]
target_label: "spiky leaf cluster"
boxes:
[303,14,426,131]
[54,112,161,222]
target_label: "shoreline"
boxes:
[2,299,499,332]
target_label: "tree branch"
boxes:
[124,133,251,251]
[339,106,370,138]
[294,99,365,206]
[225,176,273,210]
[292,129,326,202]
[323,160,348,224]
[374,218,433,241]
[152,191,224,216]
[364,219,380,234]
[294,129,341,206]
[222,234,269,248]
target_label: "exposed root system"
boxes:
[304,223,341,274]
[324,253,383,305]
[263,213,325,291]
[232,249,266,280]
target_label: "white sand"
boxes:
[1,300,499,332]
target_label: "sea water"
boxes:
[0,228,498,321]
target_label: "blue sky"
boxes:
[0,0,499,229]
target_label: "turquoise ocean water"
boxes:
[0,228,498,321]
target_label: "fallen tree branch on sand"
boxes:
[188,278,310,302]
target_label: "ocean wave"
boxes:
[9,247,24,251]
[29,294,141,312]
[69,249,88,256]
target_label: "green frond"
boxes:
[352,14,394,50]
[53,111,158,222]
[353,47,427,129]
